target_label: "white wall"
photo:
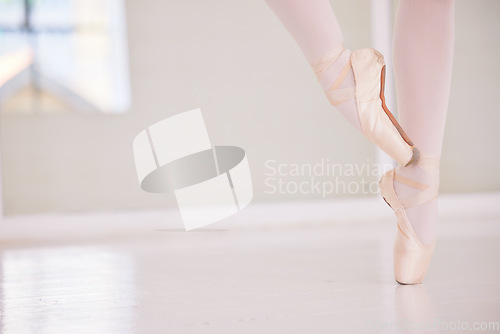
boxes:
[1,0,499,215]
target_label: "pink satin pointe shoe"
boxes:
[311,44,419,166]
[379,154,440,284]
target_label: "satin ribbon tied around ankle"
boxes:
[133,108,253,230]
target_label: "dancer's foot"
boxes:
[379,153,440,284]
[310,45,361,131]
[393,161,440,246]
[311,44,419,166]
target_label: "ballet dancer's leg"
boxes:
[264,0,361,131]
[265,0,420,166]
[392,0,455,245]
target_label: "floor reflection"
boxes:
[0,246,135,334]
[395,284,438,333]
[0,220,497,333]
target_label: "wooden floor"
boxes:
[1,196,499,333]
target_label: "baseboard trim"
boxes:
[1,192,499,243]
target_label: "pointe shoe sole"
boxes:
[379,65,420,166]
[351,49,419,167]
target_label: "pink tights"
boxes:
[264,0,455,245]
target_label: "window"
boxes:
[0,0,130,113]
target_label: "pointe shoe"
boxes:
[311,45,419,166]
[379,154,440,284]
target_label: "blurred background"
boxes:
[0,1,499,332]
[0,0,499,217]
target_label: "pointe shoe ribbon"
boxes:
[311,43,356,106]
